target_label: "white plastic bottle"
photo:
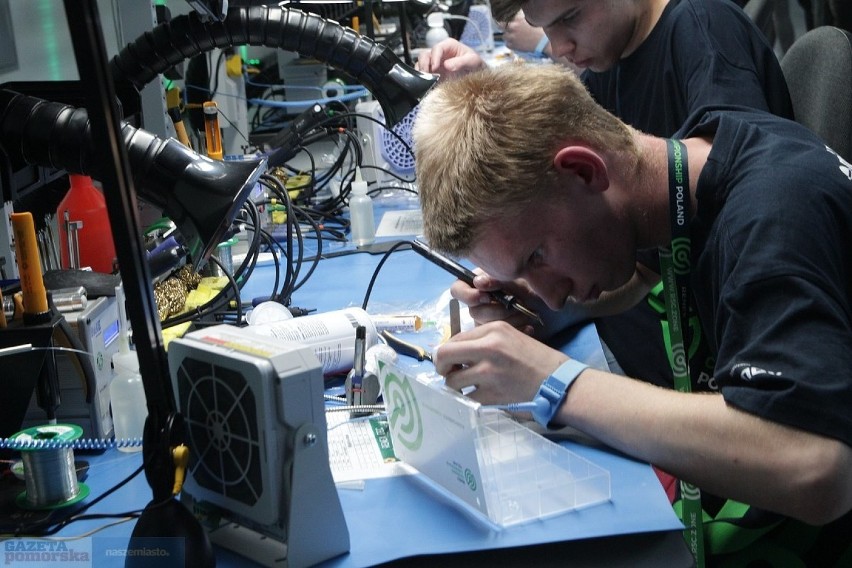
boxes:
[348,167,376,246]
[109,283,147,451]
[425,13,449,48]
[110,348,147,451]
[242,307,379,375]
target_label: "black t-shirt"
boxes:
[584,0,794,391]
[673,107,852,563]
[583,0,793,135]
[679,108,852,447]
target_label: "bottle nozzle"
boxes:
[115,283,130,354]
[351,167,369,196]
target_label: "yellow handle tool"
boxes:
[11,212,49,316]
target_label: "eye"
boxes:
[560,9,580,25]
[528,248,545,268]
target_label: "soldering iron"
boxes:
[410,240,543,325]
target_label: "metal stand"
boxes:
[62,2,212,566]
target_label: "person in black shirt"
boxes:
[412,62,852,567]
[417,0,793,422]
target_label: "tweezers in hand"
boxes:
[381,330,432,362]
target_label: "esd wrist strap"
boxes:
[531,359,589,427]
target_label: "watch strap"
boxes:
[531,359,589,427]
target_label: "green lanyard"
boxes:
[660,139,706,568]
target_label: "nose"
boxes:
[547,35,575,61]
[526,273,568,312]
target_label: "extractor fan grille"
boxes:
[378,104,417,174]
[176,357,263,507]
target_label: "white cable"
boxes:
[444,14,489,52]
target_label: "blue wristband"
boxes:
[531,359,589,427]
[533,35,550,57]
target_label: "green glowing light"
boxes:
[38,0,62,80]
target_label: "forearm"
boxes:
[560,369,852,524]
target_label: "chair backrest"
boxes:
[781,26,852,161]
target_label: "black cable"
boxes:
[288,204,323,295]
[257,227,282,301]
[369,183,419,198]
[230,200,262,287]
[361,240,415,311]
[14,462,145,537]
[216,104,252,148]
[207,254,243,325]
[209,50,227,100]
[259,174,298,300]
[342,110,416,177]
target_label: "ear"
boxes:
[553,145,609,192]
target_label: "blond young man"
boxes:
[417,0,794,439]
[413,63,851,566]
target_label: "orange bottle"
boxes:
[57,174,117,274]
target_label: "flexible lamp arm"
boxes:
[110,6,436,127]
[0,90,265,267]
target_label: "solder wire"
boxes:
[8,424,90,510]
[20,442,80,508]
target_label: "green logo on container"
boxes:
[381,363,423,451]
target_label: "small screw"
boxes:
[304,433,317,447]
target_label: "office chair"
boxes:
[781,25,852,161]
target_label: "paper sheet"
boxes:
[375,209,423,237]
[326,412,406,482]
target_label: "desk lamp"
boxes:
[0,3,436,566]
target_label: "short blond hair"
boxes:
[413,63,637,256]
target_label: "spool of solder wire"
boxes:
[9,424,90,510]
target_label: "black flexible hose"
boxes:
[110,6,436,127]
[0,88,264,264]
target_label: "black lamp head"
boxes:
[0,89,265,269]
[120,128,266,267]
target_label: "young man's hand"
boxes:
[415,38,487,80]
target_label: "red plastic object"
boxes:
[57,174,117,274]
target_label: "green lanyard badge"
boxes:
[660,139,706,568]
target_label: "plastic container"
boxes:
[242,307,378,375]
[348,168,375,246]
[109,349,147,451]
[56,174,117,273]
[379,361,612,528]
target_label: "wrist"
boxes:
[531,358,589,427]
